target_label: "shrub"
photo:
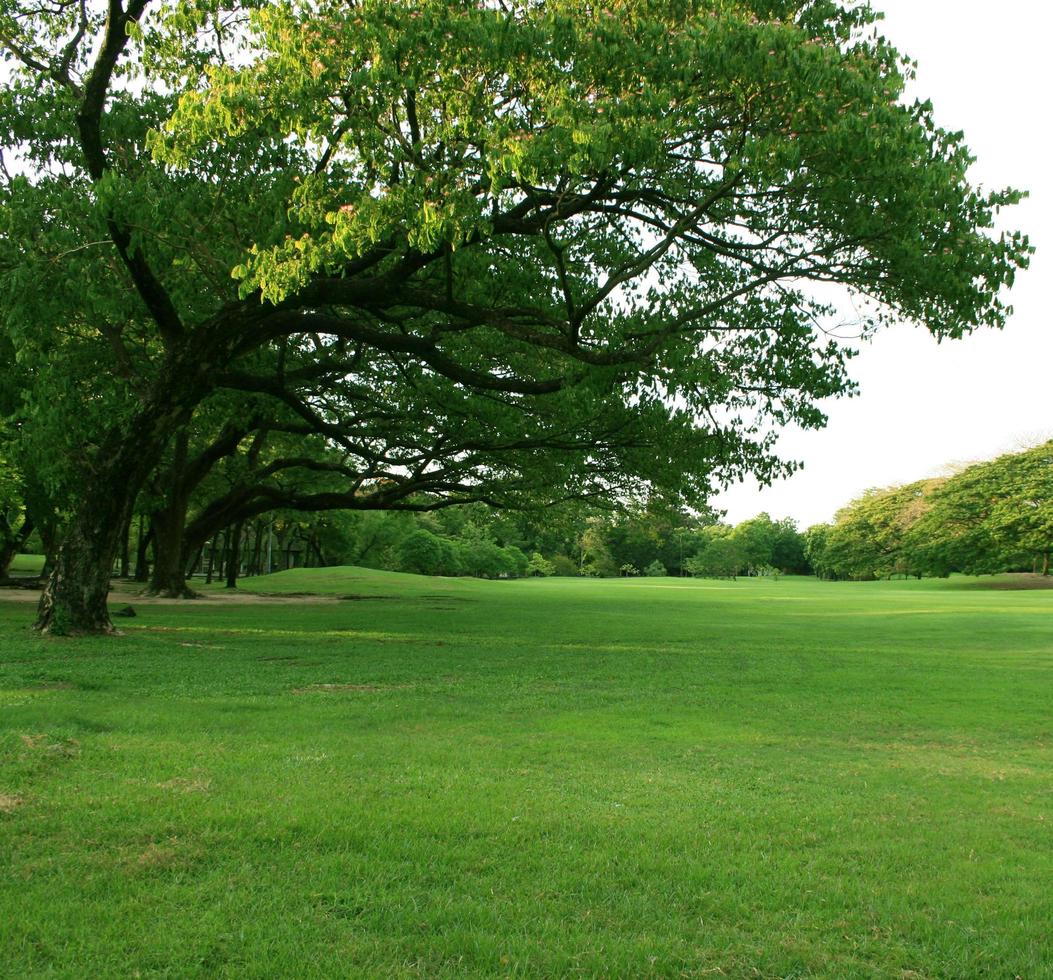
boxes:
[549,554,580,577]
[526,552,555,577]
[396,529,460,576]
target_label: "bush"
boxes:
[526,552,555,577]
[686,538,742,579]
[549,554,580,577]
[503,545,529,578]
[644,560,667,577]
[396,529,460,576]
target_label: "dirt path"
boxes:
[0,584,341,605]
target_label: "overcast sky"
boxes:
[712,0,1052,528]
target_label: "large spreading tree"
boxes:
[0,0,1029,632]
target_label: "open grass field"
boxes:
[1,569,1051,977]
[5,553,44,577]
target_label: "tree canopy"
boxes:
[0,0,1030,631]
[806,442,1053,580]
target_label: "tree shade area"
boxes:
[0,0,1030,633]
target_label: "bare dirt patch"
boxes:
[0,585,344,605]
[0,793,23,813]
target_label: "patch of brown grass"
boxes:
[19,733,80,757]
[135,842,183,871]
[114,836,203,876]
[0,793,23,813]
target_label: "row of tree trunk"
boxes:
[105,515,321,595]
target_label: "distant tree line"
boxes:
[156,503,813,582]
[4,415,1046,587]
[805,441,1052,580]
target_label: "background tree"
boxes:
[913,443,1053,576]
[730,514,778,575]
[396,528,461,578]
[804,523,836,581]
[686,534,743,580]
[526,553,555,578]
[814,480,940,580]
[771,518,810,575]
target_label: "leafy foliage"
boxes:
[807,443,1053,580]
[0,0,1031,630]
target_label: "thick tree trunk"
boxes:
[309,533,325,568]
[249,522,264,577]
[0,543,16,581]
[35,359,213,632]
[1043,552,1050,577]
[146,431,195,598]
[148,511,195,597]
[35,482,133,634]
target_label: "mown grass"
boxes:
[6,553,44,577]
[1,571,1051,977]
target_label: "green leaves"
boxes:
[808,443,1053,580]
[0,0,1033,535]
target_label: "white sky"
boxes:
[713,0,1052,528]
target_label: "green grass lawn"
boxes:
[6,553,44,577]
[1,571,1051,977]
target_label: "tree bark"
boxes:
[225,521,245,589]
[148,511,195,597]
[249,521,264,577]
[309,533,325,568]
[146,430,196,598]
[35,479,133,634]
[40,543,57,582]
